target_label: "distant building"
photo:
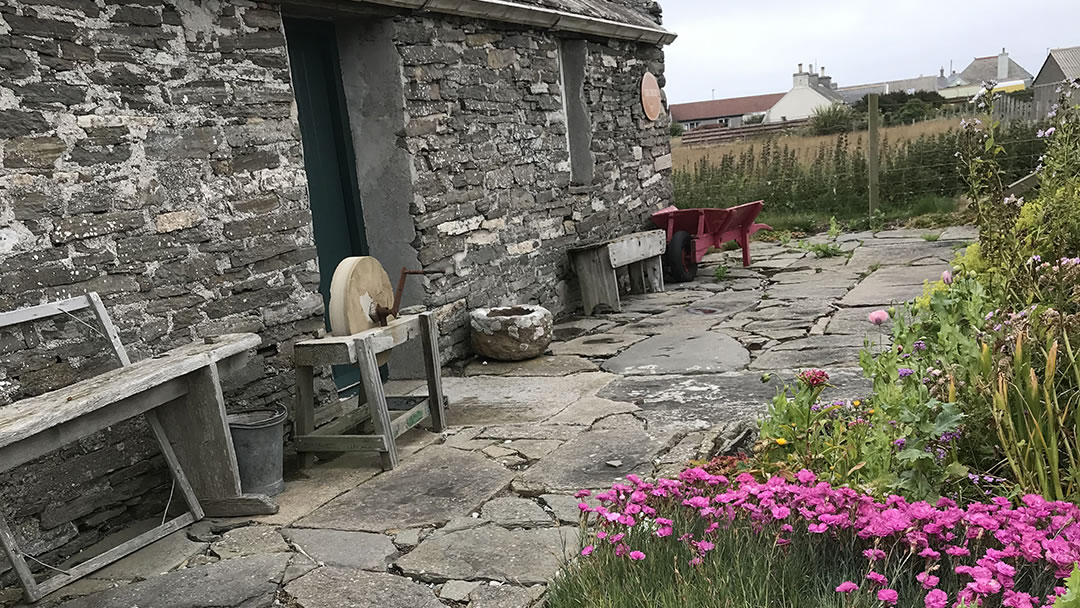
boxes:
[764,64,845,123]
[669,93,784,130]
[835,71,949,104]
[940,49,1033,99]
[1033,46,1080,118]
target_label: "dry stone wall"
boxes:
[0,0,320,579]
[0,0,672,580]
[397,15,673,358]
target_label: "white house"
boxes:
[765,64,845,123]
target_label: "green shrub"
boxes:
[669,122,684,137]
[809,104,859,135]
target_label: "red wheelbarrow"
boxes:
[650,201,772,282]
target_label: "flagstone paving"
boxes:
[24,227,974,608]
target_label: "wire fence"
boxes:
[672,120,1045,219]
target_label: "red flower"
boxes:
[797,369,830,387]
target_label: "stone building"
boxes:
[0,0,675,582]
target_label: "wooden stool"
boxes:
[293,312,446,470]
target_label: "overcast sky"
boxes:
[661,0,1080,104]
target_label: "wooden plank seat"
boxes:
[293,312,447,471]
[569,229,666,315]
[0,294,273,603]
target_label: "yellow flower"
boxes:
[867,409,875,415]
[775,438,788,446]
[853,400,862,406]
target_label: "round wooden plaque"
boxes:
[641,72,663,121]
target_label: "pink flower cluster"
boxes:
[577,470,1080,608]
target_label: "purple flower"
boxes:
[913,340,927,351]
[898,368,914,378]
[893,437,907,449]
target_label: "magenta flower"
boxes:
[878,589,898,604]
[867,572,888,586]
[868,309,889,325]
[917,572,940,589]
[580,545,594,556]
[941,269,953,285]
[863,548,886,561]
[796,469,817,484]
[835,581,859,593]
[924,589,947,608]
[628,550,645,561]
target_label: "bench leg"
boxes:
[627,261,647,295]
[295,365,316,469]
[145,410,204,520]
[357,336,399,471]
[644,256,664,293]
[573,249,620,315]
[0,510,40,602]
[419,313,447,433]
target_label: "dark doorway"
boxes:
[285,17,367,391]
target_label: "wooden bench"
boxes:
[293,312,446,471]
[0,294,273,602]
[569,230,666,316]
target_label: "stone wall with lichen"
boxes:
[0,0,321,580]
[0,0,672,579]
[396,15,673,357]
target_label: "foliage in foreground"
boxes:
[548,471,1075,608]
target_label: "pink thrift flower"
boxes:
[878,589,898,604]
[656,525,673,537]
[946,545,970,557]
[919,547,941,560]
[580,545,594,556]
[808,523,828,533]
[863,548,886,561]
[596,531,607,540]
[574,489,591,498]
[796,469,817,484]
[916,572,939,589]
[835,581,858,593]
[689,557,703,566]
[868,309,889,325]
[577,502,591,512]
[866,572,888,586]
[629,550,645,561]
[614,544,628,557]
[924,589,947,608]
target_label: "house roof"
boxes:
[951,55,1032,86]
[835,75,946,103]
[1042,46,1080,82]
[670,93,785,122]
[342,0,677,45]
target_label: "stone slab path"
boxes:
[13,227,974,608]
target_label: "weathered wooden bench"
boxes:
[569,230,666,315]
[0,293,273,602]
[293,312,446,471]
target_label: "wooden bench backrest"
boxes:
[0,293,130,367]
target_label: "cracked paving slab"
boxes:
[601,331,749,375]
[512,427,676,494]
[438,372,617,425]
[396,524,577,585]
[295,447,513,532]
[599,369,872,432]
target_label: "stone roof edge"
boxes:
[348,0,677,45]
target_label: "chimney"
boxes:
[939,67,944,78]
[819,66,832,89]
[798,63,803,73]
[998,48,1009,80]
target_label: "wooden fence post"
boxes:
[867,93,880,219]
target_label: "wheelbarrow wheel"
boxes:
[664,230,697,282]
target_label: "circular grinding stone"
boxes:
[328,257,395,365]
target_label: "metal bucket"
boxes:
[227,404,288,497]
